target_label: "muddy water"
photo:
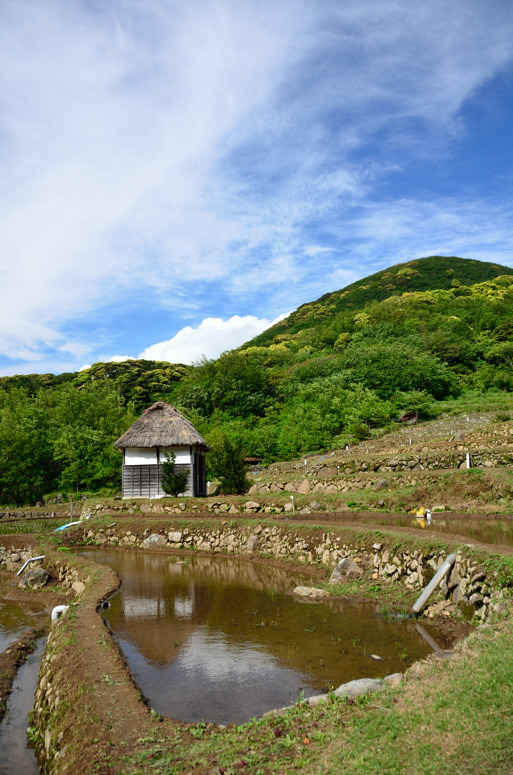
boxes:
[302,512,513,548]
[0,577,45,775]
[407,515,513,546]
[89,550,454,724]
[0,577,44,653]
[0,638,44,775]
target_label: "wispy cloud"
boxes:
[1,0,512,373]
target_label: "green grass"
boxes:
[0,517,65,534]
[436,390,513,417]
[317,613,513,774]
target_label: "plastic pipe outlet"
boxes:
[412,554,456,614]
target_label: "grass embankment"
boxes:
[435,390,513,416]
[317,614,513,775]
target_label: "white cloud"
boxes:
[57,342,92,358]
[0,1,307,361]
[0,0,513,372]
[139,314,289,364]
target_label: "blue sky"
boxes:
[1,0,513,376]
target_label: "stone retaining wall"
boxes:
[0,544,90,597]
[81,523,507,621]
[250,473,423,496]
[0,544,38,572]
[259,449,513,484]
[0,511,58,521]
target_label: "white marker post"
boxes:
[290,495,295,514]
[466,452,471,469]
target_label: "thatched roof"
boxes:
[114,402,209,450]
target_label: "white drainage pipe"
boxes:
[412,554,456,614]
[16,556,45,576]
[51,605,69,622]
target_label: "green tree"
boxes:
[341,339,457,399]
[207,432,250,494]
[392,390,435,421]
[173,351,275,419]
[73,359,190,413]
[42,382,135,493]
[0,389,55,505]
[160,452,190,497]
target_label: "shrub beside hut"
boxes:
[114,402,209,498]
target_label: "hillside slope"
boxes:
[246,255,513,348]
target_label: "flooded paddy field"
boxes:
[85,549,458,724]
[0,574,45,653]
[283,511,513,549]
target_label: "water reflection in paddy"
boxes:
[305,512,513,547]
[407,515,513,546]
[0,576,43,653]
[90,550,454,724]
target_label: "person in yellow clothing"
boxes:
[410,505,427,528]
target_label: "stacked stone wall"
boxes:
[80,523,508,621]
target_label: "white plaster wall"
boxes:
[124,446,192,466]
[160,446,191,464]
[125,448,158,465]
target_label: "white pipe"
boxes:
[16,556,45,576]
[51,605,69,622]
[412,554,456,614]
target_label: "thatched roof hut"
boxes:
[114,402,209,450]
[115,402,208,498]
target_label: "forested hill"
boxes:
[0,360,190,408]
[2,255,513,505]
[246,255,513,348]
